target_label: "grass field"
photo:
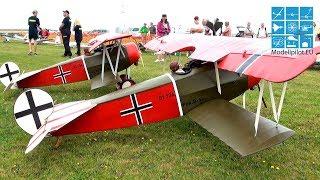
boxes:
[0,42,319,179]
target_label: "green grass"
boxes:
[0,42,319,179]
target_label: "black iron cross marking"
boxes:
[0,63,19,81]
[53,65,71,84]
[14,91,53,129]
[120,94,153,125]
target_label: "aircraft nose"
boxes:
[123,42,140,65]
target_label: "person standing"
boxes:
[190,16,203,34]
[28,10,40,55]
[139,23,149,44]
[202,18,222,36]
[154,14,171,62]
[221,21,231,36]
[244,22,254,38]
[157,14,171,37]
[257,23,268,38]
[73,19,82,56]
[149,22,156,39]
[59,10,72,57]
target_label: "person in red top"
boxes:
[157,14,171,37]
[155,14,171,62]
[221,21,231,36]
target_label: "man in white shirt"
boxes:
[190,16,203,34]
[257,23,268,38]
[244,22,254,38]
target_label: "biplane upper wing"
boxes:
[88,33,132,52]
[145,34,317,83]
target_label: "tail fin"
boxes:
[0,62,20,89]
[12,88,96,153]
[25,100,96,153]
[14,89,54,135]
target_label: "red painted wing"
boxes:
[146,34,317,83]
[219,53,316,83]
[88,33,131,52]
[53,82,182,136]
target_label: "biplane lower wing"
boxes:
[188,99,294,156]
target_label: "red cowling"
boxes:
[123,42,140,65]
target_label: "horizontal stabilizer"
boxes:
[188,99,294,156]
[25,100,96,153]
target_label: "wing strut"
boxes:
[277,82,287,125]
[254,80,265,136]
[268,81,287,125]
[101,45,106,82]
[242,92,246,109]
[214,62,221,94]
[102,40,125,82]
[268,82,278,122]
[255,81,288,136]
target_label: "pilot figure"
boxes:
[59,10,72,57]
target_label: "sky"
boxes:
[0,0,319,33]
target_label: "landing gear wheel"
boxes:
[116,74,136,90]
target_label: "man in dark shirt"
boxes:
[28,10,40,55]
[149,22,156,38]
[202,18,223,36]
[59,10,72,57]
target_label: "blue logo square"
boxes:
[271,6,313,49]
[286,35,299,48]
[286,21,299,34]
[300,7,313,20]
[286,7,299,20]
[300,35,313,48]
[300,21,313,34]
[272,36,285,48]
[272,7,285,20]
[272,21,285,34]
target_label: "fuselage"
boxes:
[16,43,140,88]
[52,64,260,137]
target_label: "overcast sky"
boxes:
[0,0,319,32]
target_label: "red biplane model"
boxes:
[11,34,319,156]
[0,33,141,91]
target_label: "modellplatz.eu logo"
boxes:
[272,7,313,49]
